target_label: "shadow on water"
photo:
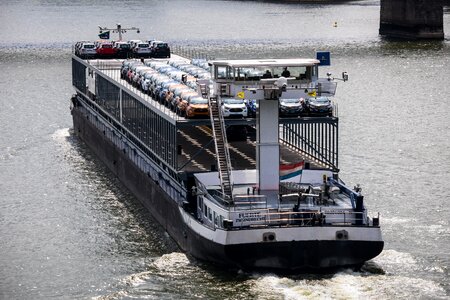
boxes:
[376,39,448,58]
[379,37,448,48]
[61,127,179,257]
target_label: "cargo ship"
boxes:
[70,48,383,271]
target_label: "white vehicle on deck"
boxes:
[76,42,96,58]
[133,42,151,57]
[220,97,248,118]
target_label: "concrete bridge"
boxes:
[380,0,444,39]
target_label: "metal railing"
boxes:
[230,209,370,229]
[232,194,268,210]
[280,118,339,171]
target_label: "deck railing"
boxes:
[232,194,268,210]
[229,209,373,229]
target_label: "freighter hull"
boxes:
[73,105,383,271]
[226,240,383,270]
[70,51,385,272]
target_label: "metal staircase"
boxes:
[208,96,233,203]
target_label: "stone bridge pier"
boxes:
[380,0,444,39]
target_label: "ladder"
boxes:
[208,96,233,203]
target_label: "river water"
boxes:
[0,0,449,299]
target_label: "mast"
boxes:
[98,23,140,41]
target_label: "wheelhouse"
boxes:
[211,59,319,81]
[207,59,336,100]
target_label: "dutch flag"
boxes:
[279,161,305,180]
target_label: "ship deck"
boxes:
[195,169,354,212]
[87,57,329,174]
[73,56,339,176]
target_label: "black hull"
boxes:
[187,226,384,271]
[72,104,383,271]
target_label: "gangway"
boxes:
[208,96,234,202]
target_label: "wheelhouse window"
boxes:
[215,66,233,80]
[271,66,314,80]
[235,67,264,80]
[229,65,317,81]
